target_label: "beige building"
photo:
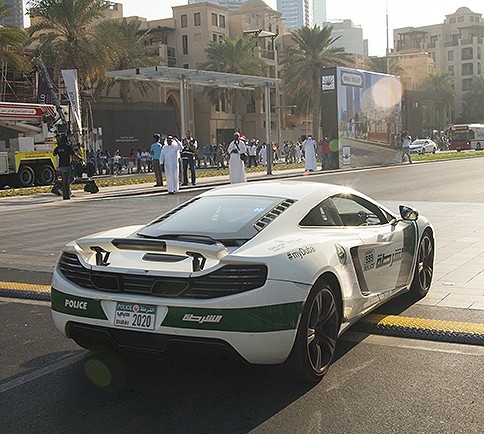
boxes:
[115,0,308,146]
[393,6,484,119]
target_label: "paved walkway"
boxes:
[1,165,484,312]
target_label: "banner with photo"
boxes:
[61,69,82,133]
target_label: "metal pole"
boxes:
[265,84,272,175]
[179,76,187,136]
[276,83,282,153]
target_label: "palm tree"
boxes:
[280,25,353,141]
[27,0,109,83]
[0,0,27,71]
[419,71,456,128]
[366,56,404,76]
[199,34,268,131]
[94,18,160,102]
[462,75,484,123]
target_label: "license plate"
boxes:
[115,302,156,330]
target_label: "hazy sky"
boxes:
[109,1,484,57]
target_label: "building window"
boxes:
[448,50,454,61]
[219,34,224,43]
[430,35,438,44]
[449,17,456,24]
[212,13,217,26]
[219,15,225,28]
[448,65,454,75]
[470,16,475,22]
[462,78,472,91]
[462,63,474,76]
[183,64,189,69]
[181,14,187,28]
[182,35,188,55]
[462,47,473,60]
[194,12,201,26]
[458,16,464,23]
[213,33,217,42]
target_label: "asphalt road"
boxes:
[1,157,484,433]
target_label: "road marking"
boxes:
[0,352,85,394]
[0,281,50,293]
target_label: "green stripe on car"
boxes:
[51,288,108,320]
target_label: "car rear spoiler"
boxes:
[75,237,228,271]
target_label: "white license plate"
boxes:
[115,302,156,330]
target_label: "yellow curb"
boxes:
[362,314,484,335]
[0,281,51,293]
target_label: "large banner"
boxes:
[61,69,82,133]
[321,67,403,169]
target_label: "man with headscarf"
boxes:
[302,133,317,171]
[227,132,247,184]
[160,135,183,194]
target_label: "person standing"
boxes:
[295,142,301,163]
[52,134,84,196]
[160,135,183,194]
[151,134,163,186]
[303,133,317,171]
[247,139,257,168]
[181,130,197,186]
[259,144,267,166]
[320,135,332,170]
[227,132,247,184]
[402,131,412,163]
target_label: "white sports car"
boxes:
[51,182,434,382]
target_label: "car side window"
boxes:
[330,194,389,226]
[300,198,343,227]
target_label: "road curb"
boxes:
[355,314,484,346]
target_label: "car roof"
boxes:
[201,181,360,202]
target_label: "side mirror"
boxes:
[399,205,419,221]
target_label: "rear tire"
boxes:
[286,281,340,382]
[35,164,55,185]
[409,232,434,298]
[17,165,34,187]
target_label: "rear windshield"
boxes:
[138,195,284,241]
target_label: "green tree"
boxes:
[280,25,352,141]
[0,0,27,71]
[366,56,404,76]
[462,75,484,123]
[94,18,160,102]
[419,71,456,128]
[199,34,268,131]
[27,0,109,83]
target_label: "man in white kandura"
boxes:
[227,132,247,184]
[302,133,317,171]
[160,136,183,194]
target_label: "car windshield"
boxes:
[138,195,285,243]
[411,140,425,145]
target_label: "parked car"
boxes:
[51,181,434,382]
[409,139,437,154]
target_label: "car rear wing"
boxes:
[75,237,228,271]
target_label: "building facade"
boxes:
[323,19,368,56]
[394,6,484,119]
[187,0,245,12]
[276,0,313,29]
[1,0,23,27]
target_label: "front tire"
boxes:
[287,281,340,382]
[409,232,434,298]
[17,165,34,187]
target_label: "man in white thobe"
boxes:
[227,132,247,184]
[160,136,183,193]
[259,145,267,166]
[302,133,317,171]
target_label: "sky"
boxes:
[23,1,484,56]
